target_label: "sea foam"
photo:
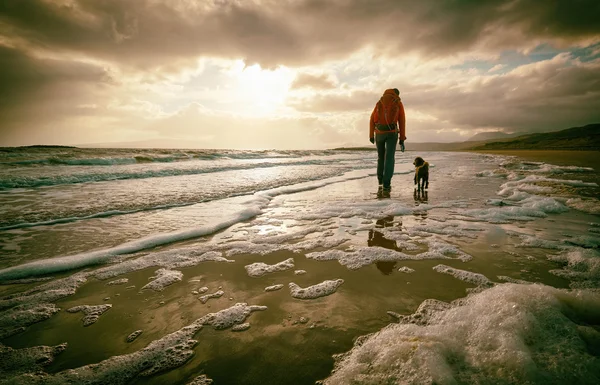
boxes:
[140,269,183,292]
[0,303,60,338]
[2,303,266,384]
[306,240,472,270]
[323,284,600,385]
[289,279,344,299]
[245,258,295,277]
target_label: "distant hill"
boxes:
[466,131,524,142]
[470,123,600,151]
[333,123,600,152]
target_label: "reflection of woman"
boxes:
[367,216,401,275]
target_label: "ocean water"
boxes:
[0,147,599,384]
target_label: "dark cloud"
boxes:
[0,44,112,143]
[1,0,598,69]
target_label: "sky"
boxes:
[0,0,599,150]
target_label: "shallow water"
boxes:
[0,149,599,384]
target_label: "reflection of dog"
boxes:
[413,157,429,191]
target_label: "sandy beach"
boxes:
[1,149,599,385]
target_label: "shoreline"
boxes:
[468,149,600,170]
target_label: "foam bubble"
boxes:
[566,197,600,215]
[3,303,266,384]
[497,276,534,285]
[245,258,295,277]
[0,272,88,309]
[140,269,183,292]
[199,290,224,304]
[307,240,472,270]
[398,267,415,274]
[433,264,494,287]
[94,250,232,280]
[187,374,214,385]
[126,330,143,343]
[289,279,344,299]
[294,270,307,275]
[464,196,568,223]
[66,304,112,326]
[107,278,129,286]
[0,342,67,378]
[265,284,284,292]
[231,323,251,332]
[323,284,600,385]
[201,303,267,330]
[0,214,248,281]
[0,303,60,339]
[408,222,485,239]
[548,249,600,288]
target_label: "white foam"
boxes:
[126,330,143,343]
[433,264,494,287]
[566,197,600,215]
[201,302,267,330]
[497,276,533,285]
[407,222,485,239]
[107,278,129,286]
[187,374,214,385]
[307,240,472,270]
[94,250,232,280]
[464,196,568,223]
[225,224,349,257]
[513,233,568,250]
[0,210,252,281]
[289,279,344,299]
[66,304,112,326]
[398,267,415,274]
[535,164,595,175]
[245,258,295,277]
[3,303,266,383]
[0,272,89,309]
[294,270,307,275]
[199,290,224,304]
[0,342,67,378]
[548,248,600,288]
[0,303,60,339]
[264,284,284,292]
[323,284,600,384]
[231,323,251,332]
[140,269,183,292]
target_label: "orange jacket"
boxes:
[369,89,406,141]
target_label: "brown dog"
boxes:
[413,157,429,191]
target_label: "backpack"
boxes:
[376,92,400,128]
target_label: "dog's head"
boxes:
[413,157,425,167]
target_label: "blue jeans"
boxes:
[375,131,398,188]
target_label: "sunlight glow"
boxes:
[230,62,294,116]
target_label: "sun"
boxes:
[232,63,294,116]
